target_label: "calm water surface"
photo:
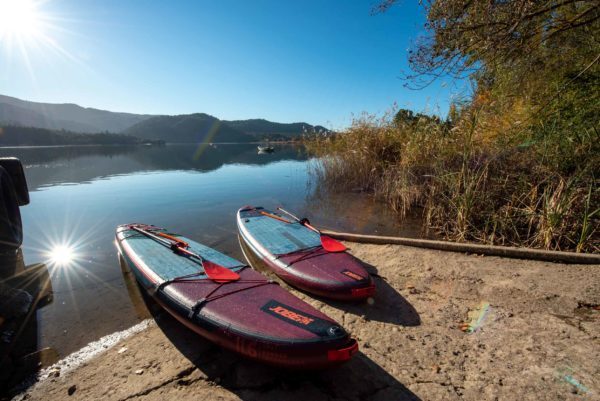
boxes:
[0,144,420,358]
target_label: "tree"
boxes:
[377,0,600,88]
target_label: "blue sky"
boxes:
[0,0,462,128]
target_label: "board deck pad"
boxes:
[239,208,321,255]
[123,229,243,281]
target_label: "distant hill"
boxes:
[224,119,329,139]
[124,114,255,143]
[0,94,154,133]
[0,125,159,146]
[126,116,328,142]
[0,94,327,143]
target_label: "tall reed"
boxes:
[305,108,599,253]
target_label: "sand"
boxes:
[14,243,600,401]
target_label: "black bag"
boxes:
[0,158,29,206]
[0,158,28,251]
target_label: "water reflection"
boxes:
[118,253,155,321]
[0,144,306,191]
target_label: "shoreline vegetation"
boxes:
[306,1,599,254]
[306,104,598,253]
[0,126,165,147]
[0,125,304,147]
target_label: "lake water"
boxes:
[0,144,421,359]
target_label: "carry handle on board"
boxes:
[130,225,240,283]
[277,207,347,252]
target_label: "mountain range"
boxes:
[0,94,151,133]
[0,94,327,143]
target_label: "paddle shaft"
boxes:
[259,211,292,224]
[131,226,202,261]
[277,207,320,234]
[157,231,189,247]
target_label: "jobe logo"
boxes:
[262,300,333,336]
[269,305,314,326]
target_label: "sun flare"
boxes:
[48,244,75,266]
[0,0,42,39]
[0,0,81,80]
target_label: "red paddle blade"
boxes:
[202,260,240,283]
[320,235,346,252]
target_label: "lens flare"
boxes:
[555,366,591,395]
[460,301,490,333]
[48,244,75,266]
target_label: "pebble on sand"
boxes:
[67,385,76,396]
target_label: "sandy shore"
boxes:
[15,243,599,400]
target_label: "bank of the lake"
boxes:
[17,242,599,401]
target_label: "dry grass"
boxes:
[306,108,599,253]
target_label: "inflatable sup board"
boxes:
[116,223,358,368]
[237,207,375,300]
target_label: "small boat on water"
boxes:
[257,145,274,153]
[115,223,358,368]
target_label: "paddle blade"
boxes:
[320,235,346,252]
[202,260,240,283]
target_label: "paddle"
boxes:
[130,225,240,283]
[276,207,347,252]
[259,210,292,224]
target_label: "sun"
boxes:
[0,0,43,39]
[48,244,76,267]
[0,0,80,79]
